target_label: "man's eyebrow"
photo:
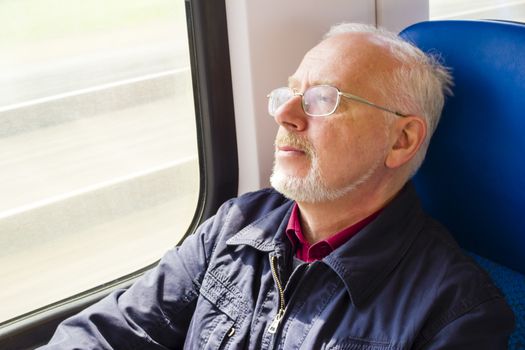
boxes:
[287,76,335,88]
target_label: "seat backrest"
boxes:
[400,20,525,349]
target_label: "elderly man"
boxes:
[41,23,514,349]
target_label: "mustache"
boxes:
[274,133,315,158]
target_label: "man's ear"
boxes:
[385,116,427,169]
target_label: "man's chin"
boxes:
[270,170,325,203]
[270,169,363,204]
[270,172,302,200]
[273,160,310,178]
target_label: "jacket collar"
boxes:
[323,183,425,307]
[226,200,294,251]
[226,183,425,308]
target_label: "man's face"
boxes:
[270,33,399,203]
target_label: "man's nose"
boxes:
[273,96,308,132]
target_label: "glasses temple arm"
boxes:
[340,92,407,117]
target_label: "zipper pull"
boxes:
[267,309,284,334]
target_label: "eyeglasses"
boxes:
[267,85,408,118]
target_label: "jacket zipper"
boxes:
[267,254,286,334]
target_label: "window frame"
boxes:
[0,0,237,347]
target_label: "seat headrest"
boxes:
[400,20,525,274]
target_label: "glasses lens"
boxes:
[303,85,339,117]
[268,87,293,116]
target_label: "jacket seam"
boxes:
[158,286,200,327]
[415,294,504,349]
[330,335,400,349]
[209,199,236,262]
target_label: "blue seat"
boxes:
[400,20,525,349]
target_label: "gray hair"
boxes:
[325,23,453,176]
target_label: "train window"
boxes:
[0,0,199,324]
[430,0,525,21]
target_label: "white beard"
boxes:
[270,150,380,203]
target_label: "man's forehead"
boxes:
[287,76,332,88]
[289,33,398,89]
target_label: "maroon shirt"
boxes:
[285,203,380,262]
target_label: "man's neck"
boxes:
[296,180,402,244]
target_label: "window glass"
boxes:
[0,0,199,323]
[430,0,525,21]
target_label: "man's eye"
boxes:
[318,94,332,104]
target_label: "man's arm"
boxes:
[38,200,234,349]
[418,298,515,350]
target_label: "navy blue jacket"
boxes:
[41,184,514,349]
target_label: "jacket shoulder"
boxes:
[198,188,290,243]
[234,187,289,208]
[417,217,505,302]
[411,217,514,347]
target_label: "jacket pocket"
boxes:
[320,337,398,350]
[195,308,235,350]
[192,270,245,350]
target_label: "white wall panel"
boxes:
[226,0,375,194]
[376,0,428,32]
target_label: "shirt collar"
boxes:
[285,202,381,262]
[285,204,306,249]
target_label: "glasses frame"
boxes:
[267,85,408,118]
